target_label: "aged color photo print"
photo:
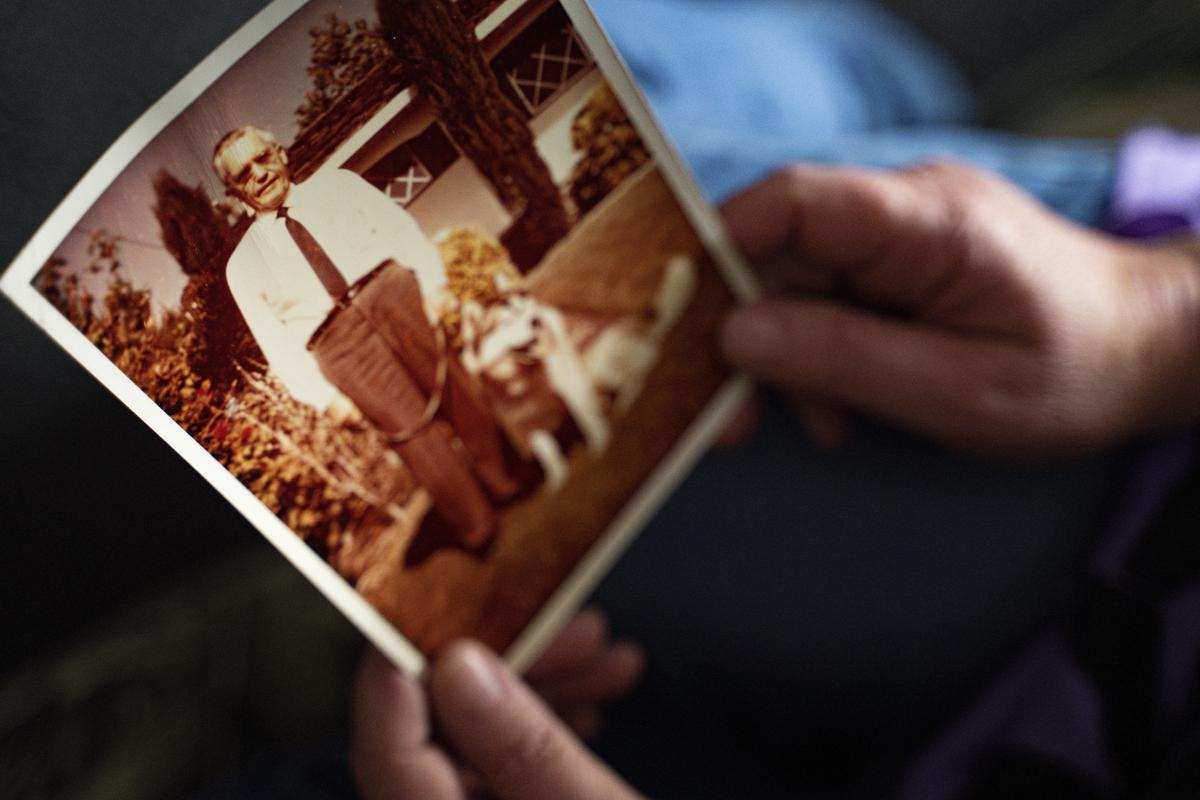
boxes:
[1,0,754,673]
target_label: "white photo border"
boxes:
[0,0,759,676]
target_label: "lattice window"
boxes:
[362,124,459,208]
[499,14,594,115]
[384,160,433,207]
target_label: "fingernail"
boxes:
[721,309,783,365]
[441,641,505,709]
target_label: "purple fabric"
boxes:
[898,128,1200,799]
[900,435,1195,799]
[902,637,1115,799]
[1111,128,1200,238]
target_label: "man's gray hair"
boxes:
[212,125,278,184]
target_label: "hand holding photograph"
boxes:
[1,0,755,674]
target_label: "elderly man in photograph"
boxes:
[213,125,521,549]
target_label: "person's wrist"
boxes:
[1119,238,1200,437]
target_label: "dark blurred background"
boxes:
[2,1,1199,798]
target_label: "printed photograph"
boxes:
[31,0,737,657]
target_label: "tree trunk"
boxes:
[376,0,571,270]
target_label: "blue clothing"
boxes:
[594,0,975,141]
[591,0,1114,222]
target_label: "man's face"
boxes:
[216,129,291,213]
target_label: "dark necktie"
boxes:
[278,207,350,301]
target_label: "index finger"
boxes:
[719,164,962,311]
[720,164,910,265]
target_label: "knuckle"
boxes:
[905,159,994,211]
[834,169,913,235]
[907,158,986,189]
[772,163,832,207]
[764,163,810,199]
[776,162,818,187]
[900,162,987,254]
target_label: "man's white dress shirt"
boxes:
[226,168,446,410]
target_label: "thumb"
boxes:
[429,641,639,800]
[350,648,465,800]
[721,299,996,444]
